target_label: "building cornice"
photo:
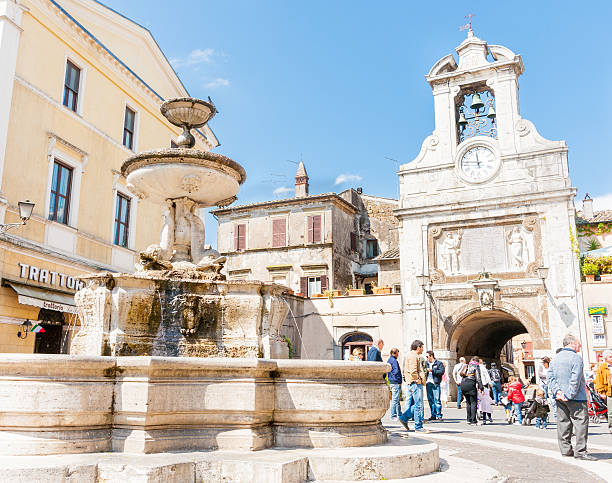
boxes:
[212,194,357,217]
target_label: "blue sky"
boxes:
[101,0,612,247]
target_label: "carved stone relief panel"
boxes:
[428,215,542,283]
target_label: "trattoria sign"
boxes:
[18,263,85,291]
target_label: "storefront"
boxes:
[0,240,91,355]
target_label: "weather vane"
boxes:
[460,13,474,34]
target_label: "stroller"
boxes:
[586,382,608,424]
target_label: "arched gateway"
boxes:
[395,30,588,390]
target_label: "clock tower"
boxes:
[395,30,588,378]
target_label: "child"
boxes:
[478,386,494,424]
[507,376,525,425]
[533,388,550,429]
[500,382,513,423]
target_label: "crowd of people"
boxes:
[366,334,611,461]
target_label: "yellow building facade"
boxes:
[0,0,217,353]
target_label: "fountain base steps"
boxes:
[0,435,439,483]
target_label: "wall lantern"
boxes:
[1,199,35,232]
[536,266,550,281]
[17,319,32,339]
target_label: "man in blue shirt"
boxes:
[387,348,402,420]
[367,339,384,362]
[548,334,596,461]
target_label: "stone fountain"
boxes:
[0,98,439,482]
[70,97,289,360]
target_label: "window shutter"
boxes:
[234,225,239,251]
[307,216,314,243]
[320,275,328,293]
[312,215,321,243]
[273,218,285,247]
[300,277,308,296]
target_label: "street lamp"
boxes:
[536,266,550,281]
[17,319,32,339]
[416,274,431,292]
[0,200,35,232]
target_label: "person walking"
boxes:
[367,339,384,362]
[387,348,402,421]
[507,376,525,425]
[594,349,612,434]
[425,351,445,421]
[548,334,596,460]
[479,358,492,389]
[453,357,466,409]
[460,356,483,425]
[488,362,503,405]
[398,340,429,433]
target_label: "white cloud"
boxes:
[273,186,293,197]
[592,192,612,211]
[204,77,230,89]
[334,173,363,186]
[171,48,215,68]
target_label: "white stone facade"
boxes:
[395,31,588,370]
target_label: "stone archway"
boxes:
[441,299,550,358]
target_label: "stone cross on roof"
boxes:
[460,13,474,36]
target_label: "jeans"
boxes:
[535,416,548,428]
[513,402,523,423]
[457,384,463,408]
[491,382,502,405]
[389,383,401,418]
[426,382,442,419]
[399,382,424,430]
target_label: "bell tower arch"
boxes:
[396,30,588,368]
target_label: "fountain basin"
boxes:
[71,273,289,359]
[0,355,390,455]
[121,148,246,204]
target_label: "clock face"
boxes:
[460,146,498,181]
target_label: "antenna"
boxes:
[384,156,399,165]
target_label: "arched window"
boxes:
[341,332,373,361]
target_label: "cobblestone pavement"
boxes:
[384,406,612,482]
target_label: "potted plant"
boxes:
[598,255,612,282]
[372,282,392,295]
[582,262,598,282]
[346,284,365,296]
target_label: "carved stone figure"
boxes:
[177,295,202,336]
[137,246,173,271]
[440,230,463,274]
[507,226,528,269]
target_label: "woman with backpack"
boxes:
[460,356,483,425]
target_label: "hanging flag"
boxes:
[31,324,45,334]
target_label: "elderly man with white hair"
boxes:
[548,333,596,460]
[594,348,612,434]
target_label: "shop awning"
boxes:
[6,282,78,314]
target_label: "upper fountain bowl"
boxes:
[161,97,217,129]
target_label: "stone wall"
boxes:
[300,294,403,360]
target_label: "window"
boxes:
[113,193,131,247]
[307,215,321,243]
[302,275,327,297]
[350,232,357,251]
[63,60,81,112]
[393,284,401,294]
[366,240,378,259]
[48,160,73,224]
[272,218,286,247]
[234,223,246,251]
[123,107,136,150]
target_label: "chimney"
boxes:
[583,193,593,219]
[295,161,309,198]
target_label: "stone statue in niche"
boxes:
[440,230,463,274]
[507,226,529,269]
